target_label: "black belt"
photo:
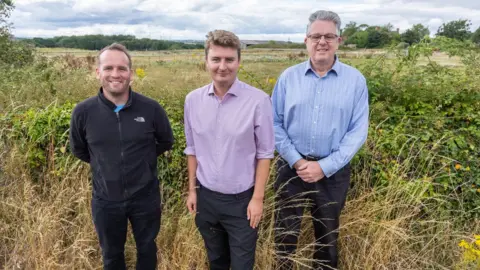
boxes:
[300,153,322,161]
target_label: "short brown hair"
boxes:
[97,43,132,69]
[205,30,241,59]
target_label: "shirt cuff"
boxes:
[183,146,195,155]
[283,150,303,168]
[318,157,336,178]
[256,152,274,159]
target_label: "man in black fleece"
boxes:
[69,43,174,270]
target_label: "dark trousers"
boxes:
[274,158,350,270]
[195,183,258,270]
[91,188,161,270]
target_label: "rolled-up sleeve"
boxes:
[254,95,275,159]
[183,96,196,155]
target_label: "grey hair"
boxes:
[306,10,341,35]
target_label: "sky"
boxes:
[8,0,480,42]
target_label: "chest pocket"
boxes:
[122,116,155,144]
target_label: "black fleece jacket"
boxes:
[69,88,174,201]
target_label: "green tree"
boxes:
[346,30,368,48]
[342,21,359,38]
[366,28,387,48]
[0,0,14,37]
[0,0,34,67]
[471,27,480,45]
[436,19,472,41]
[364,26,392,48]
[401,24,430,45]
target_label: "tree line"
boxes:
[25,19,480,51]
[342,19,480,48]
[24,35,204,51]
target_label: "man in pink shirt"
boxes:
[183,30,275,270]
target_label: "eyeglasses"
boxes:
[307,33,338,43]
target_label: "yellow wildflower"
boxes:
[459,240,468,248]
[455,163,462,170]
[136,68,146,79]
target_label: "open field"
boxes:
[36,47,463,67]
[1,47,479,269]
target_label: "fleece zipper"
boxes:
[116,111,127,199]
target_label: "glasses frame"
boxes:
[307,33,339,43]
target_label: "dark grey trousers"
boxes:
[274,158,351,270]
[195,182,258,270]
[91,188,161,270]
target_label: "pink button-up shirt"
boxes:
[184,79,275,194]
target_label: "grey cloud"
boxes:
[8,0,480,40]
[403,0,480,9]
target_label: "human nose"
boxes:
[111,68,120,77]
[317,36,327,44]
[219,60,227,70]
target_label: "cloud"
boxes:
[9,0,480,42]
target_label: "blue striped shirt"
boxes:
[272,58,369,177]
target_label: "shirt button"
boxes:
[315,106,319,109]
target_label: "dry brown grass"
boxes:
[1,151,475,269]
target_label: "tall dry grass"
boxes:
[1,133,476,269]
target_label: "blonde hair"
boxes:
[205,30,241,59]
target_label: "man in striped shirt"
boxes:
[272,10,369,269]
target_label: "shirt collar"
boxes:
[304,55,341,77]
[207,78,241,97]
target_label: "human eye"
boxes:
[326,34,338,41]
[310,35,321,42]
